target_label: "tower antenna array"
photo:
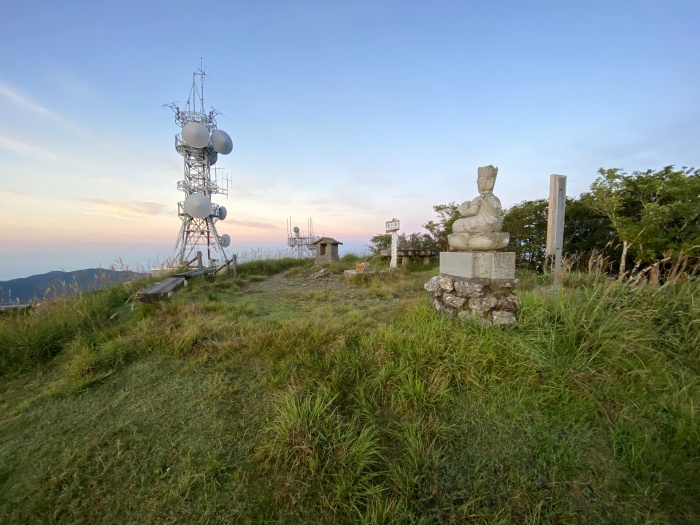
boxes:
[286,217,318,258]
[165,67,234,267]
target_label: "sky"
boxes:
[0,0,698,280]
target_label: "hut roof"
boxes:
[313,237,343,245]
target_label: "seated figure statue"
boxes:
[448,165,510,251]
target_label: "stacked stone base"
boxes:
[424,274,519,326]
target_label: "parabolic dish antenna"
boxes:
[211,129,233,155]
[184,193,212,218]
[220,234,231,248]
[182,121,210,148]
[218,206,227,220]
[209,150,218,165]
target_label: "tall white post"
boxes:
[546,174,567,291]
[386,218,400,270]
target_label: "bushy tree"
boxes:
[371,165,698,277]
[563,195,619,269]
[368,234,391,255]
[502,199,548,270]
[589,166,699,273]
[368,232,437,255]
[502,196,618,271]
[422,203,461,251]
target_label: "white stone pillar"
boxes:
[385,218,400,270]
[547,174,567,291]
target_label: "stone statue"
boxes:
[448,165,510,251]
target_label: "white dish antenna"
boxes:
[165,66,233,268]
[182,121,210,148]
[211,129,233,154]
[184,193,212,218]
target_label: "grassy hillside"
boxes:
[0,268,144,304]
[1,258,698,524]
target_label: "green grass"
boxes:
[0,264,698,523]
[237,256,313,278]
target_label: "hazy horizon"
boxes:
[2,1,698,280]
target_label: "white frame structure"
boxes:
[165,67,230,267]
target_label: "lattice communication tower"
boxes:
[165,67,233,267]
[286,217,318,258]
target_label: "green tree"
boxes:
[589,166,700,274]
[502,199,548,270]
[422,203,461,251]
[503,196,619,272]
[368,234,391,255]
[368,232,437,255]
[564,194,619,269]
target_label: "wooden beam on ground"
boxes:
[137,277,186,303]
[174,266,219,278]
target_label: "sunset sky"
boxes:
[1,0,698,280]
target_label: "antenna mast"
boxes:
[286,217,317,258]
[165,65,234,267]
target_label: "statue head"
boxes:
[477,165,498,193]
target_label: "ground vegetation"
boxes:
[1,256,698,524]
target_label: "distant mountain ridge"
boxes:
[0,269,144,304]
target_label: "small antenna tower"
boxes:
[286,217,318,258]
[164,65,234,267]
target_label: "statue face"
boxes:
[476,165,497,193]
[477,176,494,193]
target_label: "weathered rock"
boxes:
[424,276,442,293]
[458,309,492,326]
[507,293,521,310]
[458,309,481,321]
[494,296,518,311]
[468,296,498,313]
[454,280,487,298]
[426,273,519,326]
[438,276,455,292]
[491,311,517,325]
[443,294,466,309]
[490,278,519,294]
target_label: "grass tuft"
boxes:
[0,264,698,523]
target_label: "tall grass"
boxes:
[237,257,312,278]
[0,262,698,523]
[0,281,142,376]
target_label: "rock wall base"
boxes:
[424,274,519,326]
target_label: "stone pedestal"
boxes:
[428,251,518,326]
[425,273,519,326]
[439,251,515,279]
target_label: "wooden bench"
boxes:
[136,277,187,303]
[379,249,439,266]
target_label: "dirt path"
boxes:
[239,268,418,320]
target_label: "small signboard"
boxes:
[386,219,400,233]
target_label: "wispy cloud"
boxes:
[0,188,27,196]
[85,199,169,216]
[0,81,49,114]
[229,218,277,230]
[0,136,57,160]
[0,79,90,134]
